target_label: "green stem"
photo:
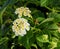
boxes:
[45,6,52,11]
[45,6,60,13]
[0,11,3,25]
[31,27,41,33]
[24,1,30,7]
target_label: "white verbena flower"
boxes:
[12,18,30,36]
[15,7,24,17]
[15,7,32,18]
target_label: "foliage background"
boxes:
[0,0,60,49]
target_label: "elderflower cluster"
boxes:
[15,7,32,18]
[12,18,30,36]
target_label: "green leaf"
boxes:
[37,41,43,47]
[55,47,60,49]
[39,18,54,25]
[48,13,60,22]
[20,36,30,49]
[36,35,49,43]
[36,17,45,22]
[11,45,15,49]
[48,23,58,30]
[0,0,10,24]
[0,37,8,49]
[40,0,48,6]
[19,31,33,49]
[57,41,60,48]
[0,37,8,45]
[51,37,58,42]
[31,44,38,49]
[0,0,17,24]
[48,41,57,49]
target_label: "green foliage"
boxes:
[48,12,60,22]
[0,0,60,49]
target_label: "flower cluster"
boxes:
[12,7,31,36]
[12,18,30,36]
[15,7,32,18]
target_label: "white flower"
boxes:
[12,18,30,36]
[15,7,32,18]
[15,7,24,17]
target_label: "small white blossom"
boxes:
[15,7,32,18]
[15,7,24,17]
[12,18,30,36]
